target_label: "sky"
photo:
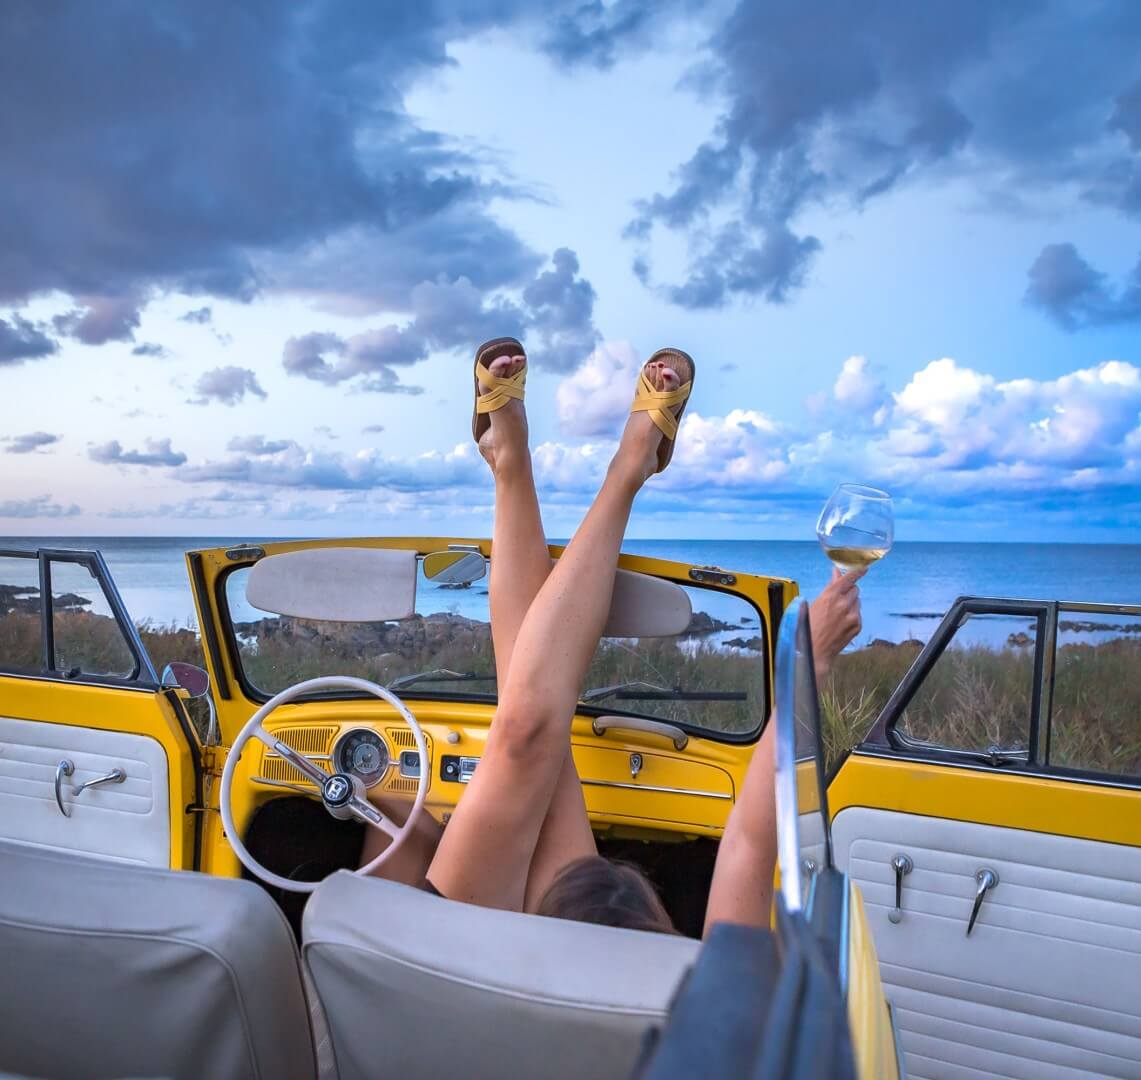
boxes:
[2,0,1141,542]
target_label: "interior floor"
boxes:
[243,796,719,939]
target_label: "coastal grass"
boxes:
[2,610,1138,779]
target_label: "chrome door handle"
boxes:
[967,867,999,936]
[74,768,126,796]
[55,759,75,817]
[888,853,913,924]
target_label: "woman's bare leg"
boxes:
[427,356,691,910]
[472,353,597,911]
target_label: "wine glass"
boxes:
[816,484,894,573]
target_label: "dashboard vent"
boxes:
[260,756,331,785]
[383,775,419,795]
[387,727,416,749]
[271,725,337,755]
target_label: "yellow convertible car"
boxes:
[0,539,1138,1079]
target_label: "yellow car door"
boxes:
[828,597,1141,1078]
[0,548,204,869]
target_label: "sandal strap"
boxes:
[629,369,692,440]
[475,362,527,414]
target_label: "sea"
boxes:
[3,536,1140,648]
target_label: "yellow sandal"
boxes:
[629,347,695,473]
[472,336,527,443]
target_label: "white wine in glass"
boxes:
[816,484,894,573]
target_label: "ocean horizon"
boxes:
[3,536,1139,649]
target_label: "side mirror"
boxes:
[162,661,210,699]
[423,550,487,587]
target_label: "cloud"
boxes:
[180,306,213,325]
[625,3,1141,308]
[5,431,61,455]
[282,248,601,390]
[181,441,484,492]
[1024,244,1141,330]
[0,314,58,363]
[282,328,426,392]
[52,294,143,344]
[832,356,888,418]
[362,424,385,433]
[556,341,643,436]
[89,438,187,467]
[132,342,169,358]
[226,434,294,455]
[0,3,582,333]
[0,495,80,518]
[191,366,267,405]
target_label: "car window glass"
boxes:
[0,555,43,671]
[898,612,1035,753]
[49,559,136,678]
[1050,609,1141,779]
[225,558,766,738]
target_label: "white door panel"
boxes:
[0,715,169,866]
[833,807,1141,1080]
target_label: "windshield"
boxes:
[223,559,767,738]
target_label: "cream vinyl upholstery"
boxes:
[0,839,319,1080]
[833,807,1141,1079]
[303,870,700,1080]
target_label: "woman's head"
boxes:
[536,855,677,934]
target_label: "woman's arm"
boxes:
[702,569,864,934]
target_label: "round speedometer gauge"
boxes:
[332,728,390,788]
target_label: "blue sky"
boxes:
[2,1,1140,541]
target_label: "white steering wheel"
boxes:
[220,675,430,894]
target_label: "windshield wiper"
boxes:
[386,669,494,691]
[580,680,747,703]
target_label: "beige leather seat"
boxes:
[0,839,320,1080]
[303,870,701,1080]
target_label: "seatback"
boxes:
[302,870,701,1080]
[0,840,319,1080]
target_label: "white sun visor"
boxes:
[602,568,693,638]
[246,547,417,622]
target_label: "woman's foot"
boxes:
[478,352,528,474]
[613,354,693,486]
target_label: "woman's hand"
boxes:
[809,567,865,680]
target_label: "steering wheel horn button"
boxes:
[322,773,354,809]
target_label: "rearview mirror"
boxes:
[161,661,210,698]
[423,550,487,587]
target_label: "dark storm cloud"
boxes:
[542,0,670,70]
[5,432,61,454]
[180,307,213,325]
[0,315,58,363]
[627,1,1141,309]
[89,438,187,467]
[190,366,268,406]
[52,295,143,344]
[283,247,599,386]
[0,1,571,327]
[1025,244,1141,330]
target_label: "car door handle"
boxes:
[967,867,999,936]
[54,759,126,817]
[591,715,688,751]
[54,759,75,817]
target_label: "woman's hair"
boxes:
[536,855,677,934]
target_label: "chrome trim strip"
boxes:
[851,747,1141,792]
[265,752,332,762]
[251,775,319,792]
[839,874,851,996]
[579,778,732,800]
